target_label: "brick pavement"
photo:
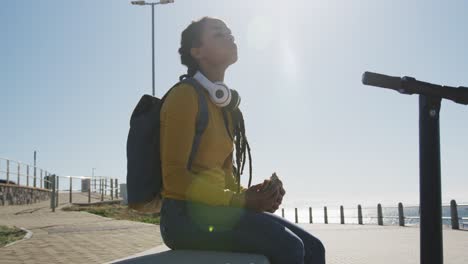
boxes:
[112,224,468,264]
[0,193,162,264]
[303,224,468,264]
[1,194,468,264]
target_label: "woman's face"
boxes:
[192,19,238,68]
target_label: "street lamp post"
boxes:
[131,0,175,97]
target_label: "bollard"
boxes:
[69,177,73,203]
[377,204,383,225]
[340,206,345,224]
[111,178,114,200]
[295,208,298,223]
[324,206,328,224]
[115,179,119,198]
[358,205,363,225]
[398,202,405,226]
[51,175,56,212]
[309,207,313,224]
[450,200,459,230]
[281,208,284,218]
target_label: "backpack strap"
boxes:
[180,78,209,171]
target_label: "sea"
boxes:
[275,204,468,227]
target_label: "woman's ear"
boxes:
[190,47,202,60]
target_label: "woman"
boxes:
[159,16,325,264]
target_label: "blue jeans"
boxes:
[159,198,325,264]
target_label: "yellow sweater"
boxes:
[160,82,246,206]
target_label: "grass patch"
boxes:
[62,204,160,224]
[0,226,26,247]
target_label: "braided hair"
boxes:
[178,17,253,192]
[230,108,253,191]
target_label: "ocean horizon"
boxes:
[275,203,468,227]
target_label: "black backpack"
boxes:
[126,78,210,213]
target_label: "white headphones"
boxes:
[193,71,241,112]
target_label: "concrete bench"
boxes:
[110,244,270,264]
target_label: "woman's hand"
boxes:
[266,180,286,213]
[230,179,286,213]
[243,180,281,212]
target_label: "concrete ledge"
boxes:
[109,244,270,264]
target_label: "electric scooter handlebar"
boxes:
[362,71,468,105]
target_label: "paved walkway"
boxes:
[0,193,163,264]
[1,195,467,263]
[113,224,468,264]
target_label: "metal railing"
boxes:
[1,157,121,211]
[280,200,468,230]
[0,157,53,189]
[462,217,468,229]
[49,174,121,211]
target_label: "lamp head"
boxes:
[131,1,146,5]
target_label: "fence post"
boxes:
[377,204,383,225]
[69,177,72,203]
[358,205,363,225]
[27,165,29,187]
[450,199,459,230]
[51,175,56,212]
[34,165,37,188]
[295,208,298,223]
[340,205,345,224]
[88,180,91,204]
[115,179,119,198]
[324,206,328,224]
[111,178,114,200]
[56,176,59,207]
[309,207,313,224]
[6,160,10,184]
[101,179,104,201]
[398,202,405,226]
[281,208,284,218]
[104,178,107,197]
[17,163,20,185]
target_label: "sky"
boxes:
[1,0,467,208]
